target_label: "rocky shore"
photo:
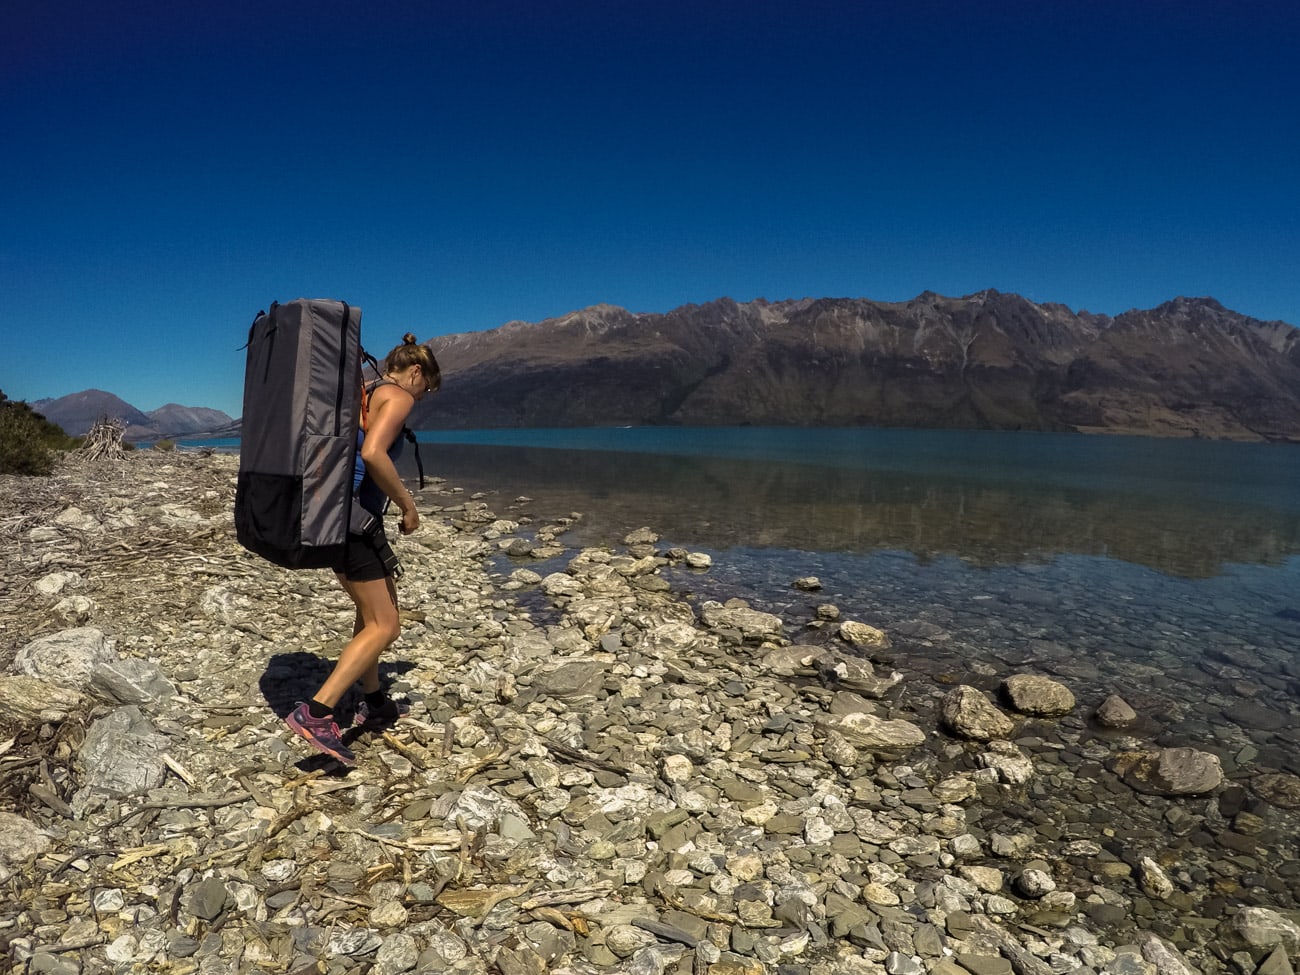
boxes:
[1,451,1298,975]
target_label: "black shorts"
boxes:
[335,526,402,582]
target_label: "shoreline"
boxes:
[1,451,1298,973]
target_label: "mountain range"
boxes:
[415,291,1300,442]
[29,390,234,441]
[27,291,1300,443]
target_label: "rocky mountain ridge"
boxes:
[416,292,1300,442]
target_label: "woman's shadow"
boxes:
[259,651,416,770]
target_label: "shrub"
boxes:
[0,392,76,475]
[153,439,176,452]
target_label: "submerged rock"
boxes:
[838,619,891,650]
[1112,747,1224,796]
[1000,673,1075,716]
[940,685,1016,741]
[1095,694,1138,728]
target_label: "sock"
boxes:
[307,698,333,719]
[365,688,388,709]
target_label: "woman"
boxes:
[285,333,441,764]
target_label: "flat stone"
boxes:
[956,955,1014,975]
[1112,747,1223,796]
[185,877,228,921]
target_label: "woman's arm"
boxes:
[360,385,420,534]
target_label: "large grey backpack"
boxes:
[235,298,364,569]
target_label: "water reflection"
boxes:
[408,442,1300,578]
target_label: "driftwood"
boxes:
[80,416,127,460]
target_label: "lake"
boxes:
[405,427,1300,774]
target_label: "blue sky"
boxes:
[3,0,1298,418]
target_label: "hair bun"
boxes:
[402,333,418,345]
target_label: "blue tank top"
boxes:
[353,381,406,516]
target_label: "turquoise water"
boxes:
[414,426,1300,514]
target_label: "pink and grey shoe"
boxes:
[285,702,356,765]
[353,697,410,733]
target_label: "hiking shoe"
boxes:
[353,697,410,733]
[285,703,356,765]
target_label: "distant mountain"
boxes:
[31,390,154,437]
[30,390,234,441]
[142,404,234,438]
[414,292,1300,442]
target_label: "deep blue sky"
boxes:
[4,0,1298,418]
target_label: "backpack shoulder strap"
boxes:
[357,347,425,487]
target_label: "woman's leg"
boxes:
[313,573,400,709]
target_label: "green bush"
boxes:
[0,392,76,475]
[153,439,176,452]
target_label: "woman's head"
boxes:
[384,333,441,398]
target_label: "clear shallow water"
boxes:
[408,427,1300,772]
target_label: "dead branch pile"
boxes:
[79,416,127,461]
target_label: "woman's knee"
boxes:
[363,609,401,646]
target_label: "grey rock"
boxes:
[1107,948,1151,975]
[839,620,891,650]
[886,951,925,975]
[53,594,95,625]
[0,812,51,866]
[957,955,1015,975]
[1015,868,1056,898]
[1232,907,1300,952]
[698,601,785,641]
[606,924,659,958]
[185,877,228,921]
[631,916,703,947]
[763,644,830,676]
[0,675,85,725]
[1254,773,1300,809]
[90,657,176,706]
[816,711,925,752]
[27,954,79,975]
[73,705,168,803]
[374,932,420,975]
[978,740,1035,784]
[941,685,1016,741]
[1138,857,1175,899]
[534,658,607,701]
[505,537,534,557]
[1258,946,1296,975]
[35,571,83,597]
[1114,747,1223,796]
[328,928,383,956]
[11,626,116,690]
[1138,933,1200,975]
[1001,674,1075,716]
[168,933,200,957]
[1095,694,1138,728]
